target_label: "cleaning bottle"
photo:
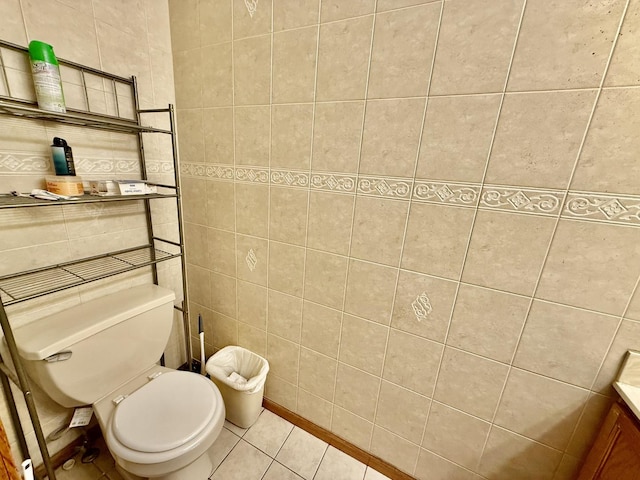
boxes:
[51,137,76,175]
[28,40,66,113]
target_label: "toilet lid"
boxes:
[111,371,217,453]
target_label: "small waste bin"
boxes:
[205,346,269,428]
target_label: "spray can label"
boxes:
[30,61,66,113]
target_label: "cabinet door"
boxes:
[578,402,640,480]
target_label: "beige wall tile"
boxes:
[269,187,309,246]
[316,16,374,101]
[478,426,563,480]
[169,0,199,51]
[269,241,305,297]
[304,250,348,309]
[594,319,640,394]
[462,211,556,296]
[359,98,425,177]
[267,334,300,384]
[273,27,318,104]
[235,183,269,237]
[210,271,237,317]
[485,90,596,189]
[628,288,640,321]
[370,427,419,477]
[422,402,490,471]
[415,449,476,480]
[351,197,409,266]
[344,260,398,325]
[508,0,625,91]
[268,290,303,342]
[298,348,337,401]
[335,363,380,422]
[382,329,442,397]
[236,234,268,285]
[202,42,233,107]
[430,0,522,95]
[391,270,457,344]
[207,228,236,275]
[297,389,332,430]
[312,102,364,173]
[203,107,233,163]
[301,301,342,358]
[188,264,211,306]
[185,222,208,267]
[307,192,355,255]
[0,0,27,44]
[447,284,529,364]
[199,0,232,46]
[537,220,640,316]
[417,95,500,183]
[434,348,509,421]
[233,0,272,39]
[605,1,640,86]
[494,369,589,450]
[514,301,619,388]
[367,4,440,98]
[321,0,374,22]
[331,406,373,452]
[207,180,235,231]
[566,393,611,459]
[339,314,389,375]
[234,35,271,105]
[271,104,314,170]
[375,381,430,445]
[177,109,204,163]
[571,88,640,194]
[554,455,582,480]
[274,0,319,31]
[173,49,202,109]
[182,177,207,224]
[402,203,475,280]
[237,280,267,329]
[265,375,298,411]
[377,0,440,12]
[210,310,238,348]
[235,106,270,166]
[238,322,267,356]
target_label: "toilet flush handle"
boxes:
[44,351,72,362]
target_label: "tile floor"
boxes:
[54,409,391,480]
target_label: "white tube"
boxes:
[22,459,34,480]
[199,331,205,375]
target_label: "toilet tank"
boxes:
[8,284,176,408]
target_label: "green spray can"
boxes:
[28,40,66,113]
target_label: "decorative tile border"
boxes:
[310,173,356,194]
[413,181,480,207]
[479,186,565,216]
[357,175,413,199]
[563,192,640,226]
[177,163,640,228]
[0,153,145,175]
[0,153,49,173]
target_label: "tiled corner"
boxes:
[275,427,328,480]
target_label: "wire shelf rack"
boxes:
[0,245,180,306]
[0,192,178,209]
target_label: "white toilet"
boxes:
[7,284,225,480]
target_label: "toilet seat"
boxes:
[105,370,224,467]
[112,371,217,453]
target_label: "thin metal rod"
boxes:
[0,48,11,98]
[152,237,182,248]
[138,108,171,113]
[80,69,90,112]
[0,362,19,387]
[0,359,29,459]
[132,76,159,285]
[0,304,56,479]
[0,193,178,210]
[169,103,192,368]
[112,79,120,117]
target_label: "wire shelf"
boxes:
[0,245,180,306]
[0,192,178,209]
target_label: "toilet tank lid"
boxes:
[12,285,176,361]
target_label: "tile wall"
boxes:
[0,0,179,466]
[171,0,640,479]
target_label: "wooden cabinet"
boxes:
[578,400,640,480]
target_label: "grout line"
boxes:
[230,0,240,355]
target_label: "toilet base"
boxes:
[115,450,214,480]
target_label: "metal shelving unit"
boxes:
[0,39,191,480]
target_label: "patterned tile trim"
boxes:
[0,153,49,174]
[271,169,309,188]
[413,181,480,207]
[357,175,413,199]
[235,166,269,184]
[479,186,565,216]
[310,173,356,194]
[0,153,145,175]
[563,192,640,226]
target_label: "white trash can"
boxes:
[205,346,269,428]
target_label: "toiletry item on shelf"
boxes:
[45,176,84,196]
[51,137,76,175]
[28,41,66,113]
[88,179,157,196]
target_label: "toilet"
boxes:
[6,284,225,480]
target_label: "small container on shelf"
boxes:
[45,175,84,196]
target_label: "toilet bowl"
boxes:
[4,284,225,480]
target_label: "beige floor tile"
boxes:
[210,427,242,471]
[364,467,392,480]
[263,461,304,480]
[315,446,366,480]
[211,439,272,480]
[276,426,328,480]
[243,409,294,457]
